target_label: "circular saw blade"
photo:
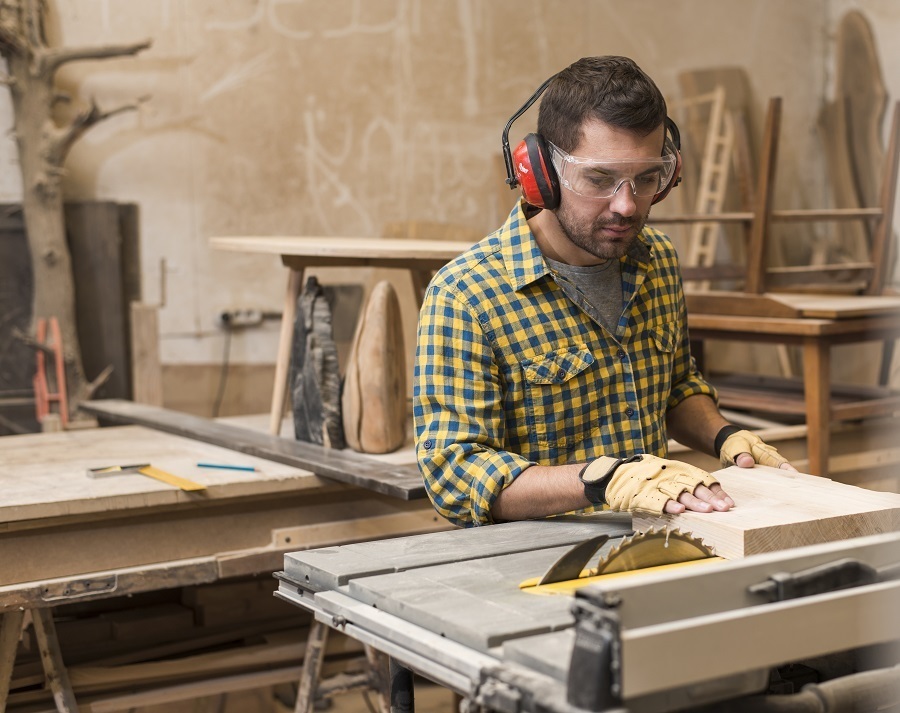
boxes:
[595,528,715,576]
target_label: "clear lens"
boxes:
[549,143,676,199]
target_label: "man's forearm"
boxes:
[665,394,729,457]
[492,462,590,521]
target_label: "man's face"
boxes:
[554,119,665,262]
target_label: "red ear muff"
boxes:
[512,133,560,209]
[652,117,683,205]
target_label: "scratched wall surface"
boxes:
[0,1,895,373]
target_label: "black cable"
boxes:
[212,324,232,418]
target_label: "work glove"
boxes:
[578,454,719,515]
[716,426,789,469]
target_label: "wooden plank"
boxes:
[129,303,163,405]
[211,235,471,263]
[745,97,781,294]
[632,466,900,559]
[81,399,426,499]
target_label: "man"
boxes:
[413,56,793,528]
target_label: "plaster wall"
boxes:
[0,2,893,386]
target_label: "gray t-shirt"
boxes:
[545,256,623,335]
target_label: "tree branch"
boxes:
[0,11,26,55]
[25,0,45,49]
[46,94,149,165]
[39,38,151,77]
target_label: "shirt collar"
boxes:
[498,200,552,291]
[499,200,653,290]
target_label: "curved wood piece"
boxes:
[342,281,407,454]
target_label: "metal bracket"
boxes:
[41,574,117,602]
[566,592,623,711]
[476,678,522,713]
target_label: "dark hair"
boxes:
[536,56,667,152]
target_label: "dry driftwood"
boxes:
[0,0,151,423]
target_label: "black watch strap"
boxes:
[578,454,643,505]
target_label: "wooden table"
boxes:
[210,236,472,434]
[0,424,445,711]
[687,292,900,478]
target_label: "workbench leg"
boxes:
[409,269,432,305]
[32,608,79,713]
[271,267,305,436]
[0,610,25,711]
[295,618,328,713]
[365,645,391,713]
[879,338,896,386]
[802,339,831,477]
[389,658,415,713]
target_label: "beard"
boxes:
[556,203,649,261]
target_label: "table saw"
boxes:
[275,515,900,713]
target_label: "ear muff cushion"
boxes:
[513,134,560,209]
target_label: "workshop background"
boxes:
[2,0,897,418]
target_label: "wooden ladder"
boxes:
[683,86,735,287]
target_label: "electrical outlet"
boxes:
[218,309,264,328]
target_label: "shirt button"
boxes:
[625,407,635,417]
[423,440,434,449]
[617,349,627,360]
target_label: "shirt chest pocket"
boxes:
[520,345,599,452]
[630,323,679,412]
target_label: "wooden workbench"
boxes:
[210,235,473,434]
[0,424,446,711]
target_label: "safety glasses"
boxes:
[548,143,678,199]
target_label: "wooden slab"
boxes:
[81,400,426,500]
[632,466,900,559]
[0,425,320,525]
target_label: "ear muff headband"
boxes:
[652,116,683,205]
[501,77,683,208]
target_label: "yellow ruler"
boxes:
[138,465,206,492]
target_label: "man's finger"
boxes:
[677,491,714,513]
[664,499,686,514]
[735,452,755,468]
[693,484,732,511]
[780,462,798,472]
[709,483,735,508]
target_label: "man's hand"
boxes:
[580,454,734,516]
[718,428,797,472]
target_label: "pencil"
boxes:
[196,462,258,472]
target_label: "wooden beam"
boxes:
[745,97,782,294]
[80,399,426,500]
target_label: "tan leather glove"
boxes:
[579,454,719,515]
[718,428,789,469]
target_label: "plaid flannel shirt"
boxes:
[413,201,716,527]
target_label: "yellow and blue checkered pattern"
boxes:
[413,201,716,527]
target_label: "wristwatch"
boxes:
[578,454,644,505]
